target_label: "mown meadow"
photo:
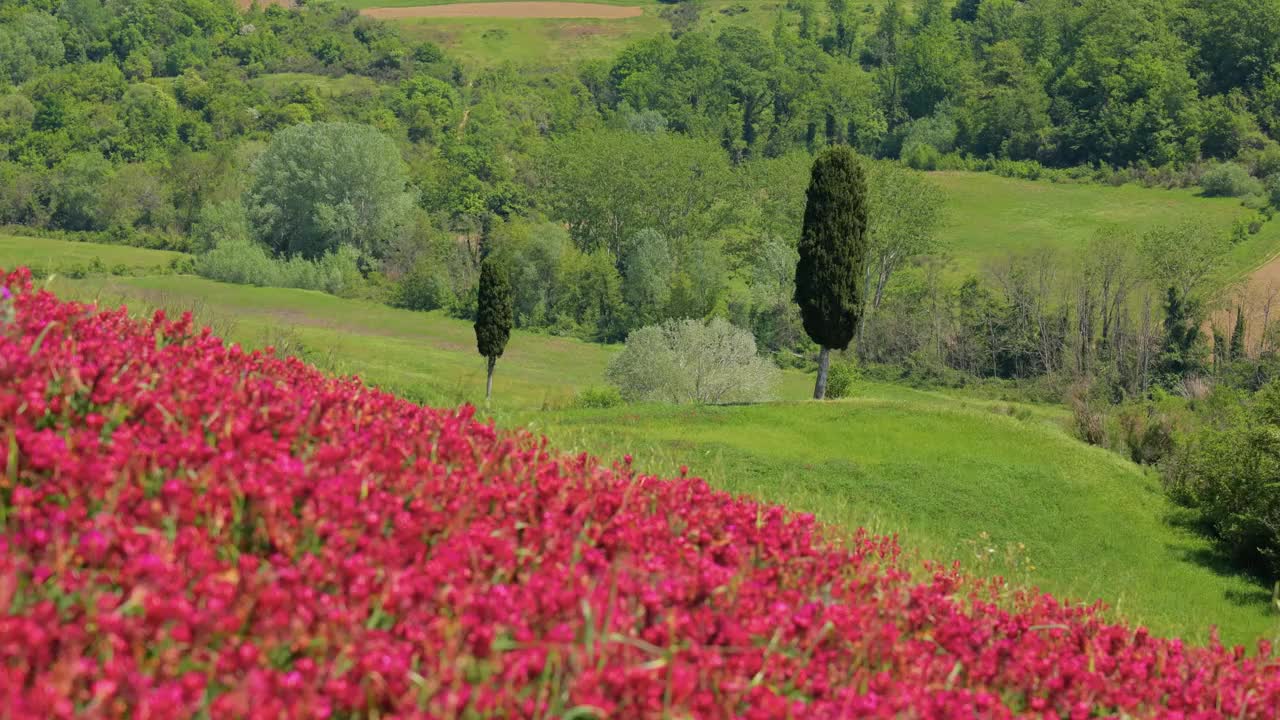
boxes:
[343,0,795,70]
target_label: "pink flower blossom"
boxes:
[1,265,1278,718]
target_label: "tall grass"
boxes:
[195,237,363,297]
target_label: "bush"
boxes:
[195,237,364,296]
[605,318,780,404]
[1117,403,1176,466]
[1200,162,1262,198]
[825,357,861,399]
[1069,381,1107,447]
[190,200,251,255]
[195,236,280,287]
[394,257,453,311]
[573,385,623,409]
[1164,381,1280,577]
[1266,173,1280,208]
[1071,399,1107,447]
[901,142,942,171]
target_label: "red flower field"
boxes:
[1,266,1279,718]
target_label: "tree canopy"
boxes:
[245,122,416,260]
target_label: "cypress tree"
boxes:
[474,255,513,403]
[1230,306,1246,361]
[1158,286,1201,383]
[795,145,869,399]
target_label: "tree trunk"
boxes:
[814,346,831,400]
[485,355,496,403]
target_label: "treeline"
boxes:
[618,0,1280,181]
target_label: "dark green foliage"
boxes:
[1158,287,1203,383]
[1118,404,1177,466]
[1166,382,1280,578]
[474,256,513,361]
[395,258,453,312]
[795,146,868,353]
[1231,307,1247,361]
[952,0,981,22]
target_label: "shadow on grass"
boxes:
[1163,507,1276,611]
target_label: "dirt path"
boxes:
[361,2,644,20]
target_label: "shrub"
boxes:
[825,357,861,399]
[1164,381,1280,576]
[1267,173,1280,208]
[1068,381,1107,447]
[195,236,280,287]
[1200,162,1263,198]
[901,142,942,171]
[195,237,364,296]
[573,385,623,409]
[1071,398,1107,447]
[394,256,453,311]
[169,255,197,275]
[900,112,956,170]
[606,317,780,404]
[190,199,251,254]
[1117,403,1176,466]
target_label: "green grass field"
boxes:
[930,172,1279,281]
[0,235,183,274]
[35,260,1280,647]
[344,0,799,70]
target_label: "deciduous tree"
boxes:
[246,122,416,261]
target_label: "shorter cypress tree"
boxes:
[1158,286,1201,384]
[474,256,513,403]
[1230,306,1246,361]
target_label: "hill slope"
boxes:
[41,269,1280,645]
[8,266,1280,716]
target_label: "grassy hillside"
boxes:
[0,235,183,274]
[32,262,1279,646]
[533,401,1277,646]
[346,0,803,70]
[930,172,1279,280]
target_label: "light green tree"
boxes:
[246,122,417,260]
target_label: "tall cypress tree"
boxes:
[474,255,513,403]
[795,145,869,399]
[1230,306,1246,361]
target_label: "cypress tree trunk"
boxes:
[485,355,496,402]
[814,347,831,400]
